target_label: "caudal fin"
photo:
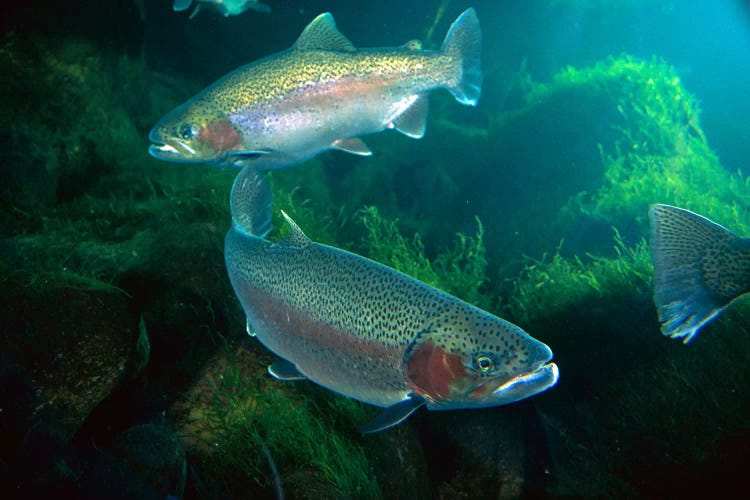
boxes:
[230,166,272,238]
[649,204,750,343]
[441,8,482,106]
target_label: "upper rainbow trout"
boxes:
[225,167,559,433]
[149,8,482,170]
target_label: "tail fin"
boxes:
[441,8,482,106]
[649,204,750,343]
[230,166,272,238]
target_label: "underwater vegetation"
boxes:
[178,344,382,498]
[487,54,750,496]
[548,56,750,233]
[358,206,490,309]
[506,228,652,326]
[2,6,750,496]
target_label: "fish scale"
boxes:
[201,51,458,109]
[225,167,559,432]
[149,9,483,170]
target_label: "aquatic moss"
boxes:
[538,55,750,232]
[189,347,381,498]
[357,205,492,309]
[358,205,441,286]
[7,167,234,286]
[267,164,344,246]
[1,32,230,289]
[432,216,489,308]
[507,228,651,325]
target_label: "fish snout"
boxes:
[148,125,200,162]
[485,336,558,406]
[528,338,554,371]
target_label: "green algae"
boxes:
[532,55,750,232]
[357,205,491,309]
[5,25,750,498]
[496,88,750,494]
[358,205,442,286]
[191,347,381,499]
[507,228,652,325]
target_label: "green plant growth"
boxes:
[194,350,381,498]
[357,206,492,310]
[530,55,750,232]
[507,228,652,325]
[267,166,343,246]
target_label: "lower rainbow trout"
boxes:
[224,167,558,433]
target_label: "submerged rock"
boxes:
[115,423,187,498]
[0,277,138,444]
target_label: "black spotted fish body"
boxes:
[225,168,558,432]
[649,204,750,343]
[149,9,482,170]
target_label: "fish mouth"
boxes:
[148,140,199,162]
[148,126,202,162]
[488,361,559,405]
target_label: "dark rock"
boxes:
[76,448,163,500]
[367,424,431,499]
[0,277,138,444]
[0,128,58,209]
[419,405,534,500]
[115,423,187,498]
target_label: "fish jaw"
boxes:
[483,360,559,406]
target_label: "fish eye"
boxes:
[178,124,195,140]
[474,354,494,372]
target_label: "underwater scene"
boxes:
[2,0,750,498]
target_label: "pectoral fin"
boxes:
[359,394,426,434]
[268,359,307,381]
[332,137,373,156]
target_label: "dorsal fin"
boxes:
[277,210,311,248]
[294,13,356,52]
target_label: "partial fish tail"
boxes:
[441,8,482,106]
[230,166,273,238]
[649,204,750,343]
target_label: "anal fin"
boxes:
[268,359,307,381]
[391,95,428,139]
[331,137,373,156]
[359,394,426,434]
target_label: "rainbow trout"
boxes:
[149,9,482,170]
[650,204,750,343]
[225,167,559,433]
